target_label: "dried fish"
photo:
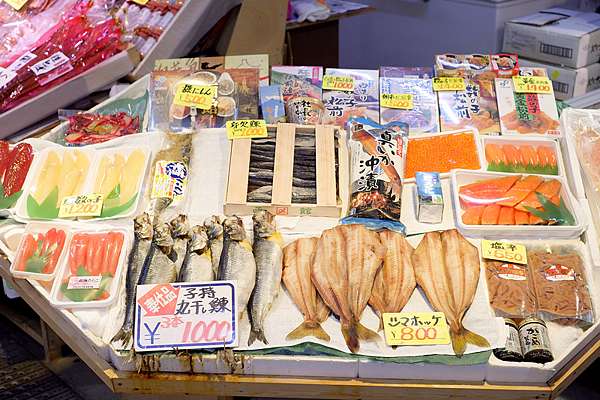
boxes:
[179,226,214,283]
[204,216,224,276]
[247,186,316,203]
[169,214,191,276]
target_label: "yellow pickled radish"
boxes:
[71,150,90,196]
[32,151,61,204]
[93,155,111,193]
[57,152,80,203]
[118,150,146,205]
[100,154,125,198]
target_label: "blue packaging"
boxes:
[415,171,444,224]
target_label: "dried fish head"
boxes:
[204,216,223,239]
[170,214,191,238]
[190,225,209,253]
[154,223,174,247]
[223,216,247,241]
[134,213,153,240]
[253,210,276,238]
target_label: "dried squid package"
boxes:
[485,260,536,319]
[528,244,594,326]
[342,117,407,232]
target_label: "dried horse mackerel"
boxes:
[412,230,490,356]
[311,224,385,353]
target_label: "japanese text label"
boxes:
[382,312,450,346]
[58,194,104,218]
[433,77,466,91]
[481,240,527,265]
[226,119,268,139]
[322,75,355,91]
[173,83,217,110]
[380,93,413,110]
[512,76,553,95]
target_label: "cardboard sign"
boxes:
[322,75,355,91]
[482,240,528,265]
[226,119,268,139]
[173,83,217,110]
[58,194,103,218]
[432,77,466,91]
[380,93,413,109]
[134,282,237,352]
[151,160,188,201]
[512,76,553,94]
[382,312,450,346]
[4,0,29,11]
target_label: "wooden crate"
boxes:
[224,123,348,217]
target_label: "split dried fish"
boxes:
[283,237,330,342]
[411,229,490,357]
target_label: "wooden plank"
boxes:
[272,123,296,205]
[41,320,64,363]
[225,138,251,204]
[548,334,600,397]
[0,299,44,345]
[316,125,337,206]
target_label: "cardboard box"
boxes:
[519,58,600,99]
[503,8,600,69]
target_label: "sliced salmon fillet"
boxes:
[497,175,544,207]
[537,146,557,168]
[514,210,530,225]
[529,213,546,225]
[497,206,515,225]
[461,206,486,225]
[481,204,501,225]
[459,175,520,207]
[502,144,523,166]
[519,145,540,167]
[515,179,561,211]
[485,143,507,165]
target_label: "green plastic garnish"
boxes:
[524,193,576,226]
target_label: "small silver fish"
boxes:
[111,213,153,346]
[169,214,191,276]
[217,216,256,319]
[204,216,223,275]
[248,210,283,345]
[137,223,178,286]
[179,226,214,283]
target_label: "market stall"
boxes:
[1,51,600,400]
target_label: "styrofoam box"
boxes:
[358,359,486,382]
[451,169,586,239]
[0,50,137,139]
[560,130,588,199]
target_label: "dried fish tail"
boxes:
[286,321,330,342]
[450,326,491,357]
[341,319,380,354]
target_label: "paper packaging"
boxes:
[259,85,286,123]
[519,58,600,100]
[503,8,600,69]
[435,54,519,79]
[270,66,323,102]
[414,172,443,224]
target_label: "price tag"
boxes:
[380,93,413,110]
[512,76,553,94]
[68,276,102,290]
[481,240,528,265]
[322,75,355,91]
[382,312,450,346]
[4,0,28,10]
[226,119,268,139]
[58,194,103,218]
[130,0,149,5]
[432,77,466,91]
[133,282,238,352]
[173,83,217,110]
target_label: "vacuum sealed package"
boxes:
[342,117,407,232]
[380,77,438,134]
[271,65,323,102]
[485,260,536,319]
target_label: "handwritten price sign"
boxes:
[173,83,216,109]
[380,93,413,110]
[481,240,528,265]
[382,312,450,346]
[432,77,466,92]
[58,193,103,218]
[226,119,268,139]
[512,76,553,94]
[134,282,237,352]
[322,75,355,91]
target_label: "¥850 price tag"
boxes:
[380,93,413,110]
[58,194,103,218]
[322,75,355,91]
[481,240,528,265]
[382,312,450,346]
[432,77,466,91]
[226,119,268,139]
[512,76,553,94]
[173,83,216,109]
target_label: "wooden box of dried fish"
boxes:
[224,123,349,218]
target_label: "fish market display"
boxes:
[484,141,558,175]
[178,225,214,283]
[485,260,536,318]
[0,141,33,209]
[311,224,385,353]
[248,210,283,345]
[368,230,416,329]
[169,214,191,276]
[56,230,125,303]
[204,216,223,275]
[282,237,330,342]
[13,227,66,276]
[403,130,481,179]
[111,213,153,345]
[459,175,574,226]
[217,216,256,318]
[412,229,489,356]
[64,112,140,146]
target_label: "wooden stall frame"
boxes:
[1,259,598,400]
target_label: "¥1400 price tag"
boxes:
[481,240,528,265]
[382,312,450,346]
[512,76,553,94]
[226,119,268,139]
[58,194,103,218]
[173,83,216,109]
[322,75,355,91]
[432,77,466,91]
[380,93,413,110]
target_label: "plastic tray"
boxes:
[401,129,485,183]
[49,227,129,309]
[450,169,585,239]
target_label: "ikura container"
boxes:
[10,222,71,281]
[50,228,130,309]
[451,170,584,239]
